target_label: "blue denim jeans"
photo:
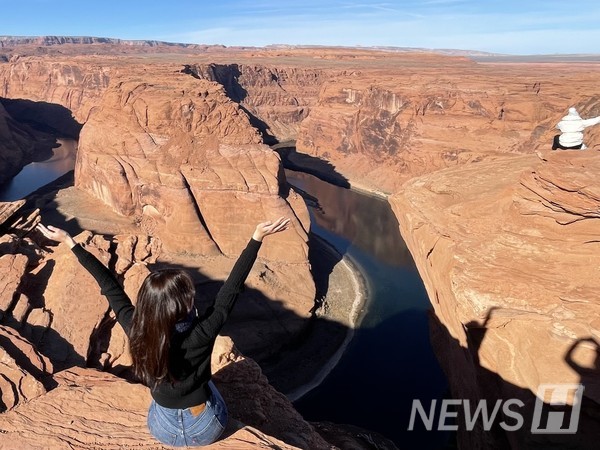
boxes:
[147,381,228,447]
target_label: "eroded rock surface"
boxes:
[72,72,315,359]
[74,72,310,260]
[0,220,332,448]
[0,60,110,123]
[297,63,600,193]
[185,63,327,142]
[0,324,52,412]
[390,149,600,448]
[0,336,326,450]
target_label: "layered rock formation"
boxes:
[297,61,600,193]
[73,72,314,359]
[390,147,600,448]
[185,63,327,142]
[0,59,111,124]
[74,71,309,256]
[3,40,600,448]
[0,334,329,449]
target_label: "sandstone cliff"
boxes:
[0,35,205,49]
[184,63,327,142]
[4,50,598,199]
[3,43,600,448]
[0,59,111,124]
[73,72,315,359]
[390,148,600,448]
[297,62,600,193]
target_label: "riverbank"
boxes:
[264,232,368,401]
[0,139,77,202]
[349,179,390,199]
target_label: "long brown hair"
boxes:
[129,269,195,387]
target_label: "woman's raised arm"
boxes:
[36,223,135,333]
[193,217,290,342]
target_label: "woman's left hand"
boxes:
[252,217,290,242]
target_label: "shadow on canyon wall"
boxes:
[277,146,351,189]
[433,308,600,450]
[283,172,412,268]
[0,98,82,187]
[0,98,82,138]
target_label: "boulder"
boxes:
[0,324,51,412]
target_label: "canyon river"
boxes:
[0,139,77,202]
[286,170,451,449]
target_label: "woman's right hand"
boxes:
[36,223,77,248]
[252,217,290,242]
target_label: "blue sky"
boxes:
[1,0,599,55]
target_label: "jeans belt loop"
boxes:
[189,403,207,416]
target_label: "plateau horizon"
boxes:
[2,36,600,61]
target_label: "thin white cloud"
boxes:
[158,1,600,54]
[338,2,425,18]
[420,0,468,5]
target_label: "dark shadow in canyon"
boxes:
[284,172,411,268]
[0,98,82,138]
[0,98,81,188]
[431,309,600,449]
[276,146,351,189]
[293,308,454,450]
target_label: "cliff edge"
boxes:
[390,149,600,448]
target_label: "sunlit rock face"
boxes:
[184,63,327,143]
[298,60,600,193]
[74,71,310,259]
[390,146,600,448]
[74,72,315,360]
[0,59,110,123]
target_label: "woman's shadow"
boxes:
[440,307,600,449]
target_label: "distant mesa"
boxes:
[0,35,199,48]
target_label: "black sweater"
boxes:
[72,238,262,409]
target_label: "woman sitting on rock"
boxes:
[36,217,290,447]
[552,107,600,150]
